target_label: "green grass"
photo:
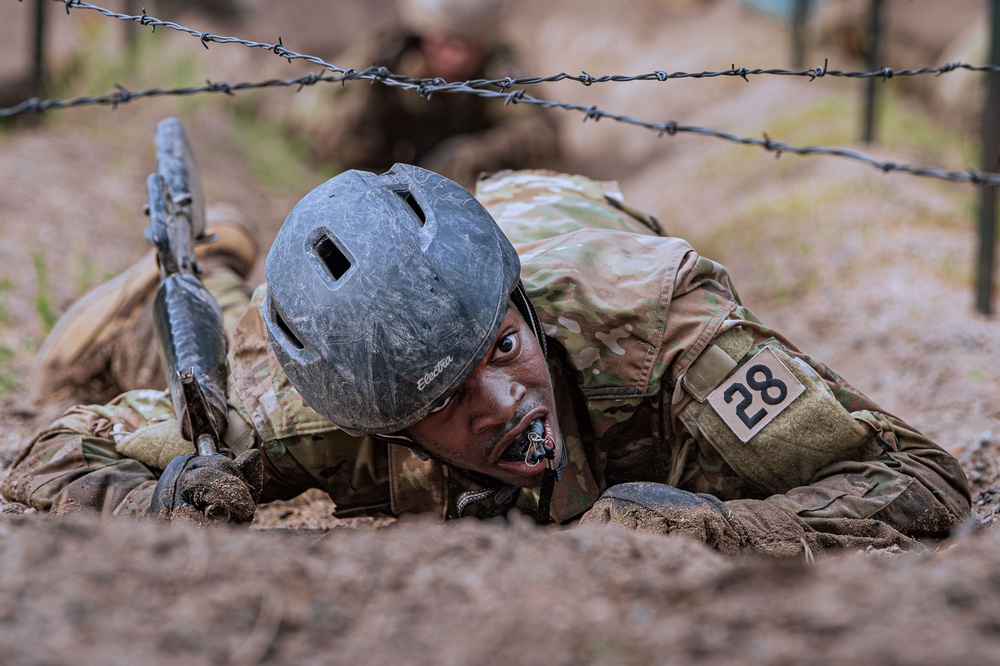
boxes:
[0,345,17,397]
[228,105,339,193]
[46,21,129,100]
[43,17,212,131]
[767,95,857,148]
[695,190,826,304]
[43,17,334,194]
[32,252,58,335]
[70,251,119,300]
[742,86,977,184]
[0,277,11,326]
[877,88,978,169]
[761,83,978,169]
[74,253,97,299]
[692,95,860,190]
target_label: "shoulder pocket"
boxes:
[679,342,881,494]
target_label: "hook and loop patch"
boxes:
[706,346,805,443]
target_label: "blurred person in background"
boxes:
[286,0,560,188]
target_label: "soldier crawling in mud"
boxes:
[284,0,559,189]
[3,163,971,557]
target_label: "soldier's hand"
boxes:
[147,449,263,526]
[578,482,742,555]
[579,483,918,558]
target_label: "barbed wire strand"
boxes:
[49,0,1000,87]
[3,0,998,187]
[6,68,998,187]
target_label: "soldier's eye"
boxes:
[428,394,453,414]
[492,332,519,361]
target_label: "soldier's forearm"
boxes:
[764,447,970,540]
[2,429,158,516]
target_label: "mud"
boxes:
[1,512,1000,665]
[0,0,998,663]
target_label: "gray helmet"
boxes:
[263,164,536,436]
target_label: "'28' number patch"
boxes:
[706,346,805,443]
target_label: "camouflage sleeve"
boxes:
[0,394,166,517]
[765,415,972,540]
[479,167,971,540]
[0,390,330,518]
[740,312,972,539]
[759,355,972,540]
[226,285,396,515]
[258,431,394,517]
[676,309,972,540]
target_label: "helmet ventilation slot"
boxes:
[396,190,426,226]
[271,304,304,350]
[313,235,352,281]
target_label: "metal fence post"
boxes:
[31,0,48,97]
[791,0,811,69]
[975,0,1000,315]
[862,0,884,144]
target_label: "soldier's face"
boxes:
[420,33,488,81]
[406,305,565,487]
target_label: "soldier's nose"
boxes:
[469,369,525,434]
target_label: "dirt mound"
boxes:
[0,512,996,665]
[1,0,999,663]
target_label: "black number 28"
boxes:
[723,363,788,429]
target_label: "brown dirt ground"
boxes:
[2,0,1000,663]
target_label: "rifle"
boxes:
[145,117,229,457]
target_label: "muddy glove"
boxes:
[579,482,917,557]
[579,482,744,555]
[147,450,263,526]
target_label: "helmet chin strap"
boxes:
[510,280,566,524]
[534,451,559,526]
[511,281,548,360]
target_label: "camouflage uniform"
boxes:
[286,30,559,188]
[2,171,971,541]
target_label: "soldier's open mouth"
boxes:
[498,417,551,464]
